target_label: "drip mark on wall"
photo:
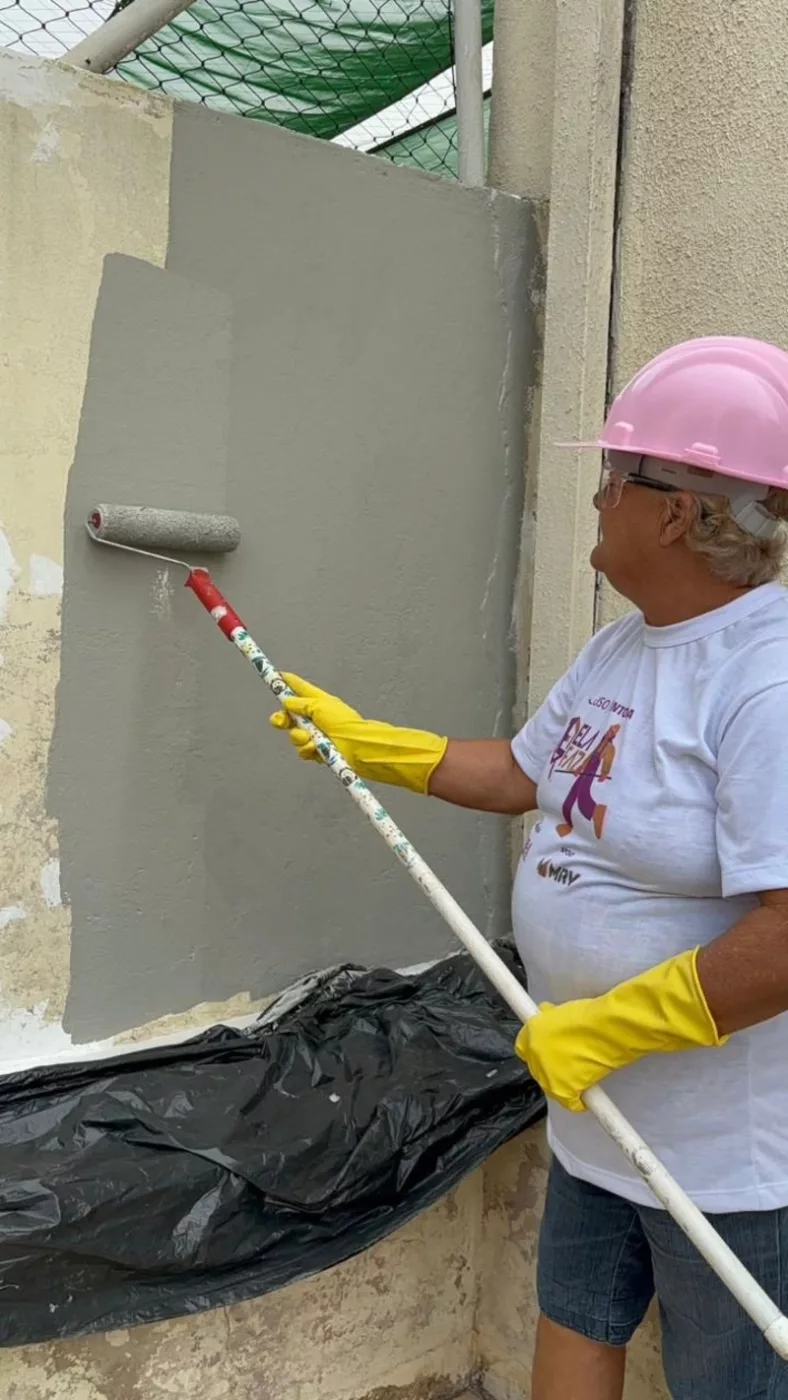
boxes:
[151,567,174,619]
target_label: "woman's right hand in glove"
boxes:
[270,674,448,795]
[271,674,538,814]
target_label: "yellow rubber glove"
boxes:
[270,673,448,795]
[515,948,727,1112]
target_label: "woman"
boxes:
[272,336,788,1400]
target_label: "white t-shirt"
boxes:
[511,583,788,1213]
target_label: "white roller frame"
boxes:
[453,0,485,186]
[66,0,197,73]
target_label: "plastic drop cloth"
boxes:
[0,942,543,1346]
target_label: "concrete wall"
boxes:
[489,0,626,755]
[0,48,553,1400]
[599,0,788,625]
[0,51,538,1053]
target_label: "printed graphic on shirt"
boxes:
[537,859,581,887]
[547,700,633,841]
[587,695,635,720]
[522,820,541,860]
[524,823,581,889]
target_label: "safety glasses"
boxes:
[594,458,678,512]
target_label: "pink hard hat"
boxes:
[571,336,788,491]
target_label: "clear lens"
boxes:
[594,461,625,511]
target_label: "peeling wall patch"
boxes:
[0,907,26,931]
[40,858,62,908]
[0,720,13,747]
[0,530,20,619]
[30,119,60,164]
[0,1001,76,1067]
[28,554,64,597]
[0,50,81,110]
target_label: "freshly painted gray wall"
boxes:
[52,106,540,1038]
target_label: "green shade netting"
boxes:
[116,0,494,138]
[373,91,489,175]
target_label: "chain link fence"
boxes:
[0,0,492,178]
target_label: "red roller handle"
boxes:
[185,568,245,639]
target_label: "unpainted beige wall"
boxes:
[599,0,788,625]
[490,0,627,741]
[0,52,174,1062]
[487,0,554,204]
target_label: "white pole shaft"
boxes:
[454,0,485,187]
[66,0,195,72]
[212,613,788,1359]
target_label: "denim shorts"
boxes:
[538,1155,788,1399]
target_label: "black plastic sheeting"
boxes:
[0,942,543,1347]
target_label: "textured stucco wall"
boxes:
[488,0,555,202]
[54,105,537,1040]
[490,0,626,761]
[0,51,539,1051]
[521,0,626,715]
[0,52,547,1400]
[599,0,788,626]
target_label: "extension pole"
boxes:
[189,569,788,1356]
[454,0,485,186]
[66,0,196,72]
[84,505,788,1362]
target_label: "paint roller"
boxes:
[86,501,788,1361]
[88,505,241,555]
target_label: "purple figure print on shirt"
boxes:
[548,717,581,779]
[556,723,620,840]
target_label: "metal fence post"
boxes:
[65,0,196,72]
[454,0,485,186]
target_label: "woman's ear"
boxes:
[658,492,695,547]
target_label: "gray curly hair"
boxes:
[685,489,788,587]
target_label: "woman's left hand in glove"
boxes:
[515,947,727,1112]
